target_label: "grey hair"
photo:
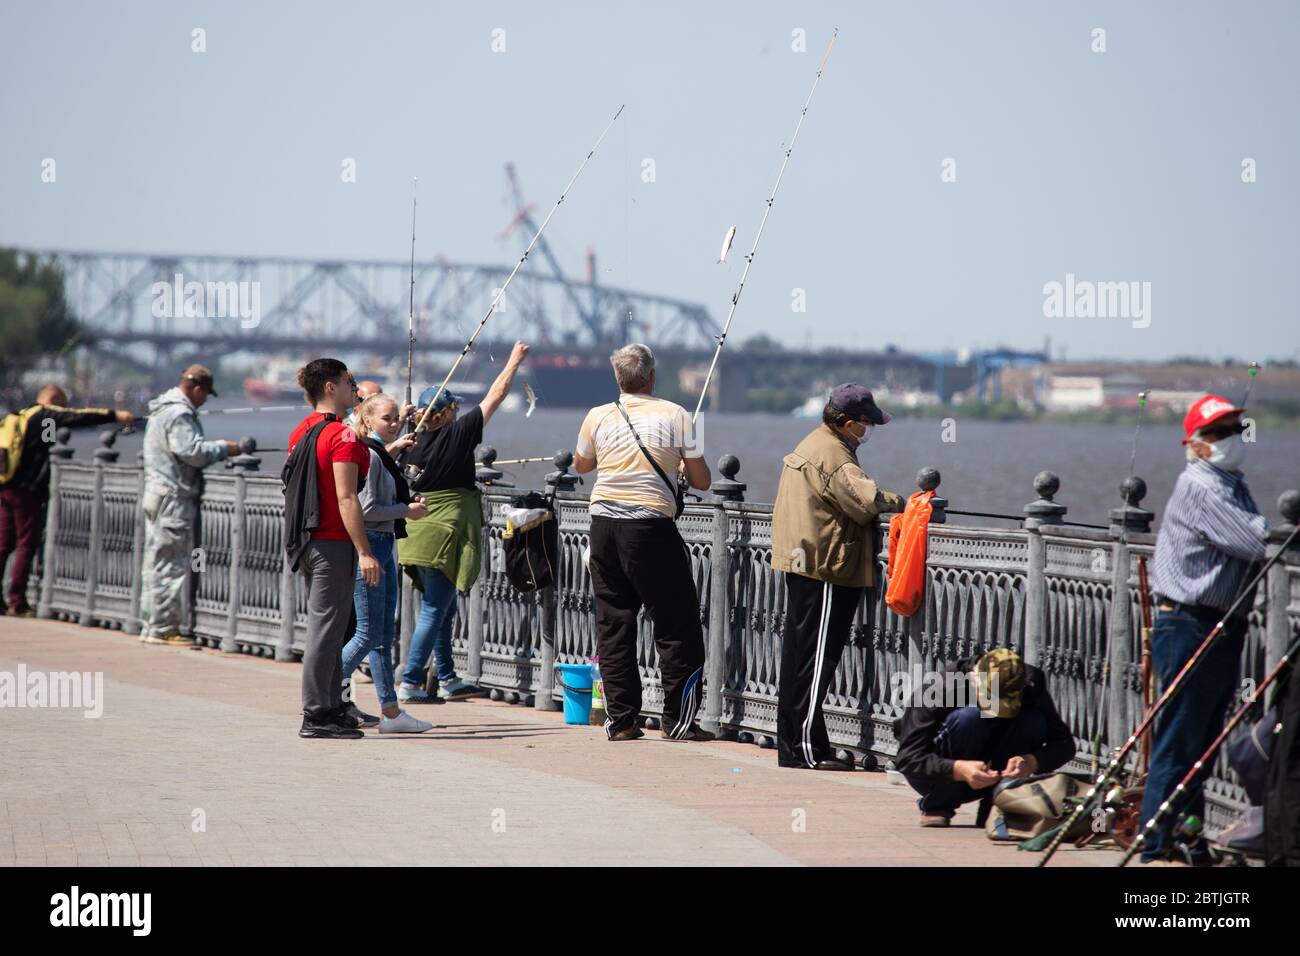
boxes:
[610,343,655,393]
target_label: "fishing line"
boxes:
[691,29,839,425]
[411,104,626,436]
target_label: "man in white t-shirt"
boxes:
[573,343,713,742]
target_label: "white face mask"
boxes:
[847,420,873,445]
[1206,433,1247,471]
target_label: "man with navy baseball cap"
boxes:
[771,383,905,770]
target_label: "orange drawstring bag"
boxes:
[885,490,934,617]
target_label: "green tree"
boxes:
[0,249,86,393]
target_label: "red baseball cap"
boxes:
[1182,394,1243,444]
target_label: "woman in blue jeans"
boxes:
[339,394,435,733]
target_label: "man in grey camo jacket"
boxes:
[139,365,239,646]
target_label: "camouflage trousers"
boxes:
[140,492,197,639]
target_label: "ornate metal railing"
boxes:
[32,431,1300,836]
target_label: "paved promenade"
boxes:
[0,619,1113,867]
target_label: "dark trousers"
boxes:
[0,487,43,612]
[777,573,863,768]
[588,516,705,738]
[903,706,1049,815]
[1266,665,1300,866]
[299,538,358,721]
[1139,606,1244,861]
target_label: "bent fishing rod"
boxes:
[1037,520,1300,866]
[410,104,625,436]
[690,29,838,425]
[1117,626,1300,867]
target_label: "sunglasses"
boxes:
[1199,421,1245,442]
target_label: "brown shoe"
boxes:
[662,724,715,742]
[608,725,645,742]
[919,814,951,828]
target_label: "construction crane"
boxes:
[500,161,616,344]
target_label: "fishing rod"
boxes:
[1240,361,1261,409]
[406,177,418,419]
[690,29,838,425]
[943,508,1107,531]
[1117,630,1299,867]
[410,104,625,435]
[487,457,551,466]
[1036,522,1300,866]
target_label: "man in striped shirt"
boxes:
[1141,394,1266,864]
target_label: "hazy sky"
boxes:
[2,0,1297,361]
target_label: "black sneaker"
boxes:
[342,703,380,729]
[607,725,645,742]
[299,719,364,740]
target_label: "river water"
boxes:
[70,401,1300,528]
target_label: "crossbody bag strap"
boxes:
[614,399,678,500]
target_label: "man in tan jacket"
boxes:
[772,384,904,769]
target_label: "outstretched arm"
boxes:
[478,341,529,426]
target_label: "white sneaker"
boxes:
[378,710,434,734]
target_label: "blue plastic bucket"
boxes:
[555,663,595,725]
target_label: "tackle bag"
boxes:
[501,491,558,593]
[986,772,1092,842]
[885,490,934,617]
[1226,706,1276,806]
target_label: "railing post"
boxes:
[1107,476,1154,750]
[221,466,250,653]
[703,455,745,738]
[533,455,579,710]
[125,454,146,634]
[1266,490,1300,708]
[917,466,946,524]
[80,430,118,626]
[467,550,485,685]
[37,432,75,619]
[398,572,416,672]
[537,586,559,712]
[1022,471,1065,667]
[276,555,297,662]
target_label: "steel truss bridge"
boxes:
[27,247,719,378]
[16,248,1044,406]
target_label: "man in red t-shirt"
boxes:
[288,358,380,739]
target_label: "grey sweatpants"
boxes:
[140,492,197,639]
[300,538,357,720]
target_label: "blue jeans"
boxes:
[905,705,1049,815]
[341,532,399,708]
[1138,606,1244,861]
[400,565,459,688]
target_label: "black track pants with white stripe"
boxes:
[589,516,706,738]
[777,572,864,767]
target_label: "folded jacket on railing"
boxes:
[886,489,934,617]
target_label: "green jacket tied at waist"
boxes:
[398,487,483,593]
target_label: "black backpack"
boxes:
[502,491,559,592]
